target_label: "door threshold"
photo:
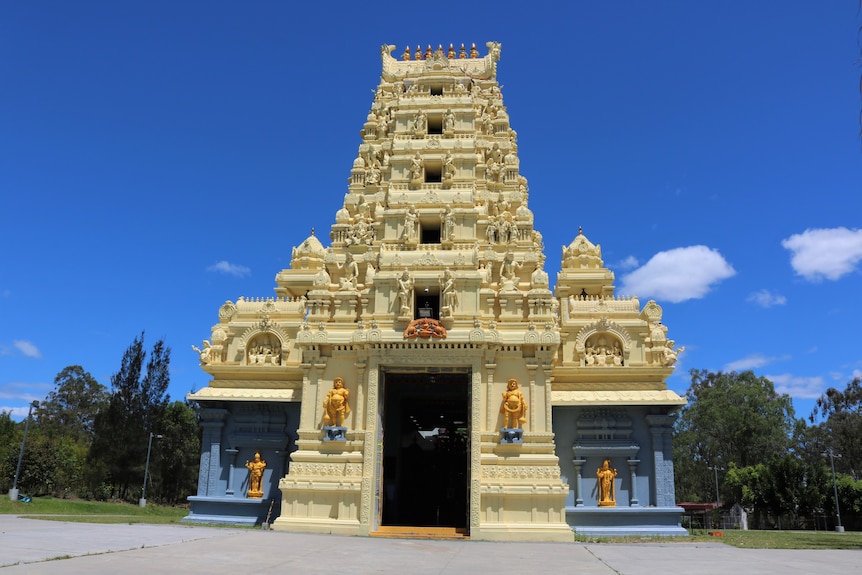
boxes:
[372,526,469,540]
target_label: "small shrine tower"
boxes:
[185,42,687,540]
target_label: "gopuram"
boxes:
[185,42,687,540]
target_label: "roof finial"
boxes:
[448,43,455,59]
[414,45,421,60]
[459,43,466,59]
[311,227,315,236]
[578,226,583,235]
[402,45,411,61]
[424,45,432,59]
[470,43,478,58]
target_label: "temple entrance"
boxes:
[380,372,469,533]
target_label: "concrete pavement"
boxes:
[0,515,858,574]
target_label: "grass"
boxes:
[0,496,188,524]
[577,529,862,550]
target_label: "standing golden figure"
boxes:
[245,451,267,498]
[323,377,351,427]
[596,458,617,507]
[500,378,528,429]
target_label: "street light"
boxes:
[822,449,844,533]
[707,465,725,507]
[9,400,39,501]
[139,432,163,508]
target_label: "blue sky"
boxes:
[2,2,860,422]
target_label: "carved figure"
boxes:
[245,452,267,498]
[396,269,414,316]
[441,268,457,313]
[441,206,455,240]
[337,252,360,291]
[499,251,522,288]
[401,205,418,241]
[443,152,456,181]
[412,109,427,133]
[443,108,455,133]
[531,259,549,289]
[500,378,527,429]
[409,153,424,182]
[596,458,617,506]
[323,377,351,427]
[192,340,212,364]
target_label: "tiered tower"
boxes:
[186,42,687,540]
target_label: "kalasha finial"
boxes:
[448,43,455,59]
[437,44,443,57]
[459,43,467,59]
[578,226,583,235]
[402,45,411,61]
[424,45,432,59]
[311,227,315,236]
[414,45,421,60]
[470,43,478,58]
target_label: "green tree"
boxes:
[674,369,799,503]
[36,366,108,442]
[150,401,201,504]
[810,378,862,480]
[0,410,18,492]
[88,332,171,500]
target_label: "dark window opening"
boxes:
[428,116,443,134]
[421,225,441,244]
[430,86,443,96]
[425,165,442,183]
[415,290,440,320]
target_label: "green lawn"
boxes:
[0,496,188,524]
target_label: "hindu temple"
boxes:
[184,42,688,540]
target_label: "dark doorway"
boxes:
[381,373,469,529]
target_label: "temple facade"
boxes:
[185,42,687,540]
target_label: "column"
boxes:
[572,458,586,506]
[627,459,640,506]
[225,448,239,496]
[646,413,677,507]
[196,408,227,497]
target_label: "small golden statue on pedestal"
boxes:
[596,458,617,507]
[245,451,267,498]
[500,378,528,429]
[323,377,350,441]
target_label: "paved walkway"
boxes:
[0,516,858,574]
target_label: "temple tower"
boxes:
[186,42,687,540]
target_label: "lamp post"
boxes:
[9,400,39,501]
[822,449,844,533]
[139,432,163,508]
[707,465,724,531]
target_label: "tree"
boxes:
[88,332,171,500]
[810,378,862,480]
[151,401,201,504]
[36,366,108,442]
[674,369,799,503]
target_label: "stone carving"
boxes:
[323,377,351,427]
[440,268,457,316]
[443,152,456,182]
[409,153,424,183]
[247,334,282,366]
[500,378,527,429]
[396,269,414,316]
[584,335,624,367]
[443,108,455,133]
[192,340,213,364]
[245,452,266,498]
[404,317,447,339]
[531,258,549,289]
[411,109,427,134]
[441,206,455,241]
[499,250,521,290]
[401,205,418,241]
[596,458,617,507]
[337,252,360,291]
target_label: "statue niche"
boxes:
[583,334,624,367]
[246,334,282,366]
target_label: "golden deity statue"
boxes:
[500,378,528,429]
[596,458,617,507]
[245,451,267,498]
[323,377,351,427]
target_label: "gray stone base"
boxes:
[183,496,275,526]
[567,506,688,537]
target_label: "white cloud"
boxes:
[767,373,826,400]
[619,246,735,303]
[724,353,790,372]
[615,255,639,270]
[746,289,787,308]
[207,261,251,278]
[781,227,862,281]
[13,340,41,359]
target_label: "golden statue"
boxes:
[245,451,267,498]
[500,378,527,429]
[323,377,351,427]
[596,458,617,507]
